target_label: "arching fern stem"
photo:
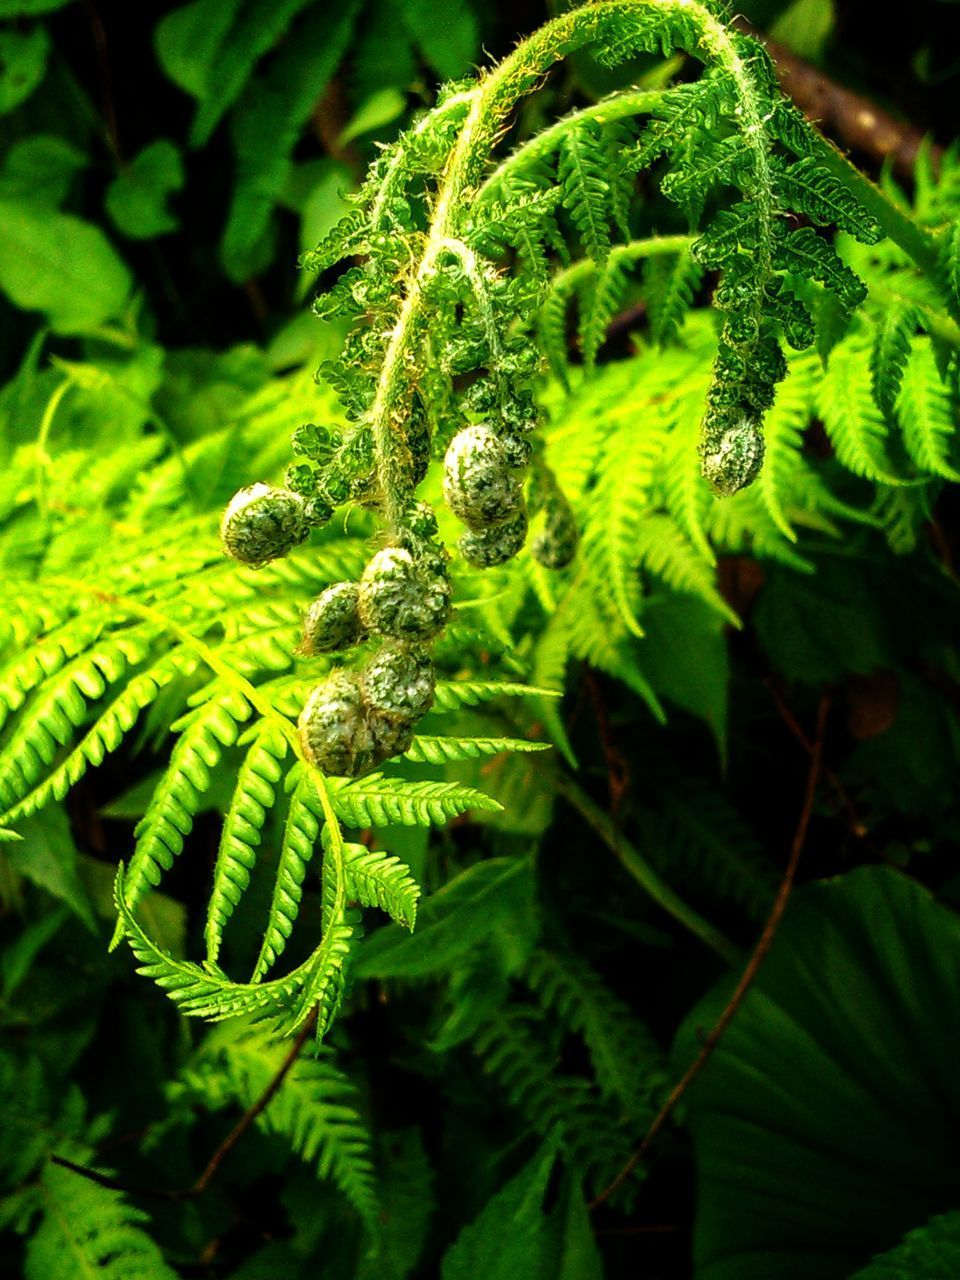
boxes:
[366,0,785,530]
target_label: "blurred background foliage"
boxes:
[1,0,960,1277]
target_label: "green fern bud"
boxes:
[443,425,523,530]
[285,461,318,496]
[700,416,765,497]
[358,546,451,640]
[500,431,534,471]
[220,483,309,567]
[299,582,365,655]
[292,422,341,461]
[361,642,436,722]
[367,711,417,765]
[298,670,374,777]
[459,509,528,568]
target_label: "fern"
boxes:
[896,339,960,480]
[251,767,323,981]
[328,775,502,827]
[472,1007,641,1202]
[525,948,666,1117]
[26,1161,178,1280]
[339,834,421,930]
[172,1023,378,1226]
[205,721,289,964]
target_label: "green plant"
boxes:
[3,0,960,1275]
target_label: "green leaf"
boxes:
[769,0,835,60]
[221,2,359,281]
[354,857,535,979]
[0,200,131,333]
[679,867,960,1280]
[404,735,551,764]
[339,835,421,930]
[154,0,244,98]
[0,135,85,206]
[0,26,48,115]
[397,0,479,78]
[26,1159,179,1280]
[105,141,184,239]
[8,806,96,931]
[338,87,407,145]
[640,594,729,753]
[850,1212,960,1279]
[328,773,502,827]
[0,0,72,13]
[441,1146,556,1280]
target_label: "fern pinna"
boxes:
[2,0,959,1061]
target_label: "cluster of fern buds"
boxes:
[220,408,577,776]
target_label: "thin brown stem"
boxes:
[583,668,630,818]
[588,693,830,1211]
[50,1009,318,1201]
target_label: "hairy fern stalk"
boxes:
[2,0,958,1052]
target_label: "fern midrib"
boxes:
[36,1176,104,1280]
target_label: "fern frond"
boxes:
[175,1024,378,1225]
[525,949,665,1117]
[473,1007,640,1202]
[117,687,253,933]
[896,338,960,480]
[557,120,618,265]
[817,336,903,483]
[581,406,670,636]
[431,681,561,712]
[870,304,918,419]
[644,248,705,345]
[0,649,194,826]
[27,1160,177,1280]
[632,514,738,625]
[405,734,551,763]
[252,768,323,981]
[205,723,289,965]
[328,774,502,827]
[340,836,421,929]
[0,625,162,814]
[114,864,321,1025]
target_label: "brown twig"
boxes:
[82,0,123,166]
[51,1009,318,1201]
[588,693,830,1211]
[767,680,867,840]
[584,667,630,818]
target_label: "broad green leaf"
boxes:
[154,0,245,99]
[441,1146,556,1280]
[0,26,48,114]
[105,140,184,239]
[8,806,96,931]
[0,201,131,332]
[679,867,960,1280]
